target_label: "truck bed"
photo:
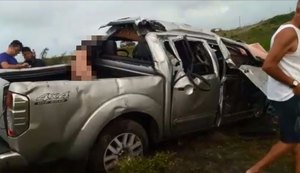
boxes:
[0,64,71,82]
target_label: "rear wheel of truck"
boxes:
[89,119,149,173]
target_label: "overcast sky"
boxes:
[0,0,297,61]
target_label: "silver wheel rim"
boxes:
[103,133,143,172]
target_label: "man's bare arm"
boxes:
[262,27,298,87]
[1,62,29,69]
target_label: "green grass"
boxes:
[218,12,295,50]
[167,134,293,173]
[111,116,293,173]
[156,119,293,173]
[114,118,293,173]
[7,118,294,173]
[113,152,175,173]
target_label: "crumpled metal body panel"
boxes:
[100,17,215,37]
[100,17,267,95]
[220,37,268,95]
[239,65,268,95]
[7,76,164,161]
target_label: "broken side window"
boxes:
[100,20,165,65]
[174,40,214,76]
[208,42,225,79]
[100,24,154,64]
[100,39,153,66]
[222,40,262,67]
[117,40,137,57]
[163,41,181,76]
[189,41,214,75]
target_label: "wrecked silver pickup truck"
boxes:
[0,17,267,172]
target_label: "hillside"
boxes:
[217,12,294,50]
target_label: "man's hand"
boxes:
[293,85,300,95]
[1,62,29,69]
[18,63,30,69]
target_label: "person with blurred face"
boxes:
[246,1,300,173]
[0,40,29,69]
[22,47,45,67]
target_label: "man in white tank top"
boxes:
[247,2,300,173]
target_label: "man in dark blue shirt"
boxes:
[22,47,46,67]
[0,40,29,69]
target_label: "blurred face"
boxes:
[9,46,21,56]
[22,51,33,61]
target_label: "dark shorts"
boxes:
[270,95,300,143]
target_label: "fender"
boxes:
[67,93,164,159]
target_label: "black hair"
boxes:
[22,47,31,52]
[9,40,23,49]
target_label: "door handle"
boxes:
[178,87,185,91]
[177,85,194,95]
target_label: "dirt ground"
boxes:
[5,116,294,173]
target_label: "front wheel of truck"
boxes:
[88,119,149,173]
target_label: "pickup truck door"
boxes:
[168,36,221,134]
[0,78,9,141]
[219,38,268,95]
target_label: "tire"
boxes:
[88,119,149,173]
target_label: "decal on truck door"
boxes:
[34,91,70,105]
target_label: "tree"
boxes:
[40,47,49,59]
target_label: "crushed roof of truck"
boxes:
[100,17,215,37]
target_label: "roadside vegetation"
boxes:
[217,12,294,50]
[43,54,73,65]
